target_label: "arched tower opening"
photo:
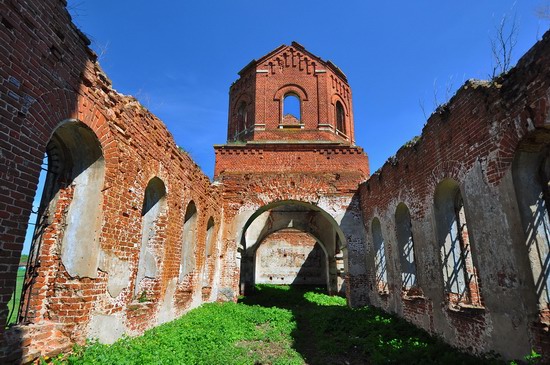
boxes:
[238,200,347,296]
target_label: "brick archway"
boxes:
[237,200,348,297]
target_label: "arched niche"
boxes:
[179,201,198,282]
[513,144,550,310]
[371,217,388,293]
[434,178,482,307]
[20,120,105,323]
[135,177,167,295]
[202,217,216,286]
[395,203,417,290]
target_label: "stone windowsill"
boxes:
[402,294,426,302]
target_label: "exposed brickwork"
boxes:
[3,0,550,363]
[1,0,220,362]
[214,143,369,178]
[228,42,355,144]
[359,32,550,359]
[256,230,326,286]
[216,42,370,307]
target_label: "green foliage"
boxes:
[61,300,302,364]
[19,254,29,266]
[524,349,542,364]
[60,285,513,365]
[137,290,149,303]
[403,135,421,148]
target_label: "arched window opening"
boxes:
[395,203,417,291]
[8,154,48,325]
[237,101,247,137]
[19,121,105,324]
[372,218,388,294]
[513,148,550,309]
[336,101,346,134]
[434,179,482,308]
[282,94,301,124]
[180,201,198,282]
[135,177,166,296]
[205,217,215,258]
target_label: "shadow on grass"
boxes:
[238,285,504,365]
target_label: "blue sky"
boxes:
[65,0,547,177]
[20,1,549,254]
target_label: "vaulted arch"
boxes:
[238,200,347,296]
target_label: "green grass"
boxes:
[52,285,509,365]
[6,268,25,326]
[61,301,301,365]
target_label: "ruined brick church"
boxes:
[1,1,550,363]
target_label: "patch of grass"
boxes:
[58,284,510,364]
[240,285,504,365]
[61,301,302,365]
[6,268,25,326]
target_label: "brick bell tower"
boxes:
[214,42,369,178]
[226,41,355,145]
[214,42,370,303]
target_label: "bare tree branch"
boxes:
[95,41,110,61]
[432,78,439,110]
[419,99,428,120]
[490,12,518,79]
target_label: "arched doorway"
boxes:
[238,200,347,296]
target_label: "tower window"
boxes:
[237,102,247,133]
[283,94,301,124]
[336,101,345,134]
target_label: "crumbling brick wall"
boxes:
[359,32,550,360]
[0,0,222,362]
[4,0,550,363]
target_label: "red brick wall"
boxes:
[1,0,221,362]
[256,230,327,286]
[227,42,354,144]
[214,143,369,178]
[359,32,550,359]
[5,0,550,362]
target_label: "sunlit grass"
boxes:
[50,284,508,364]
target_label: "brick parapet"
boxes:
[214,143,369,179]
